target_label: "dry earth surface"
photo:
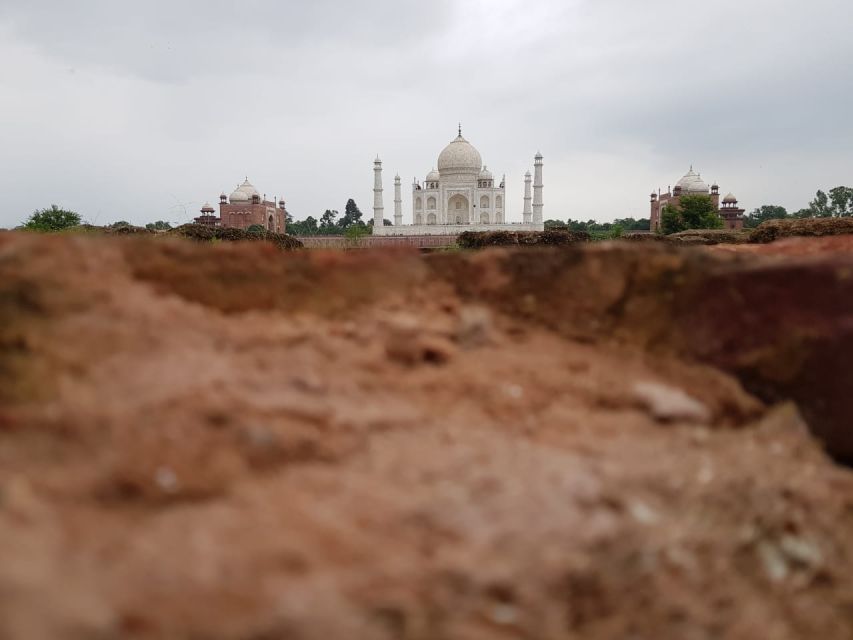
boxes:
[2,232,853,639]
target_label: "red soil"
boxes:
[1,232,852,639]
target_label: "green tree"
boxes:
[20,205,81,232]
[661,194,722,235]
[246,224,266,235]
[340,199,363,229]
[318,209,339,234]
[287,215,319,236]
[612,217,650,231]
[146,220,173,231]
[344,223,369,239]
[787,186,853,219]
[744,205,788,229]
[828,186,853,216]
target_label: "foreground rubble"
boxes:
[1,232,852,639]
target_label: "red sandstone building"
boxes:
[195,178,287,233]
[650,167,745,231]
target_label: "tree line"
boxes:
[13,185,852,236]
[743,186,853,228]
[286,199,392,237]
[544,217,651,234]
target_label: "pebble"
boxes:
[503,384,524,400]
[628,500,660,525]
[155,467,179,494]
[632,381,711,424]
[489,603,518,626]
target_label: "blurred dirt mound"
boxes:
[105,223,155,235]
[622,232,666,242]
[712,234,853,257]
[457,229,590,248]
[666,228,752,245]
[623,230,750,245]
[751,217,853,243]
[1,232,853,639]
[168,223,304,250]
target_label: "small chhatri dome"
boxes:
[426,168,440,182]
[479,165,493,180]
[723,193,738,203]
[437,128,483,175]
[201,202,215,213]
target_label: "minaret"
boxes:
[532,152,544,225]
[373,156,384,228]
[523,171,532,224]
[394,174,402,227]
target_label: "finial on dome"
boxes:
[458,122,462,137]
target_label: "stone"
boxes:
[632,381,711,424]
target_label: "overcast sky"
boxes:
[1,0,851,228]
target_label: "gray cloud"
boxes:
[0,0,851,229]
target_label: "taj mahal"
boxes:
[372,126,544,236]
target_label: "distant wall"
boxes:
[373,223,544,237]
[298,235,459,250]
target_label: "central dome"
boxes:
[675,168,710,194]
[229,178,260,203]
[437,133,483,175]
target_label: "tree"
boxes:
[20,205,81,232]
[784,186,853,219]
[145,220,173,231]
[340,199,363,229]
[287,215,319,236]
[318,209,339,234]
[744,205,788,229]
[828,186,853,217]
[344,223,369,239]
[807,187,853,217]
[660,194,722,234]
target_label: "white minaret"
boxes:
[523,170,533,224]
[394,174,402,226]
[532,152,544,225]
[373,156,384,227]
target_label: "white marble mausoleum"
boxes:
[372,126,544,236]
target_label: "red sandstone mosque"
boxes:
[194,178,287,233]
[650,167,745,231]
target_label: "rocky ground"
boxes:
[1,231,853,639]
